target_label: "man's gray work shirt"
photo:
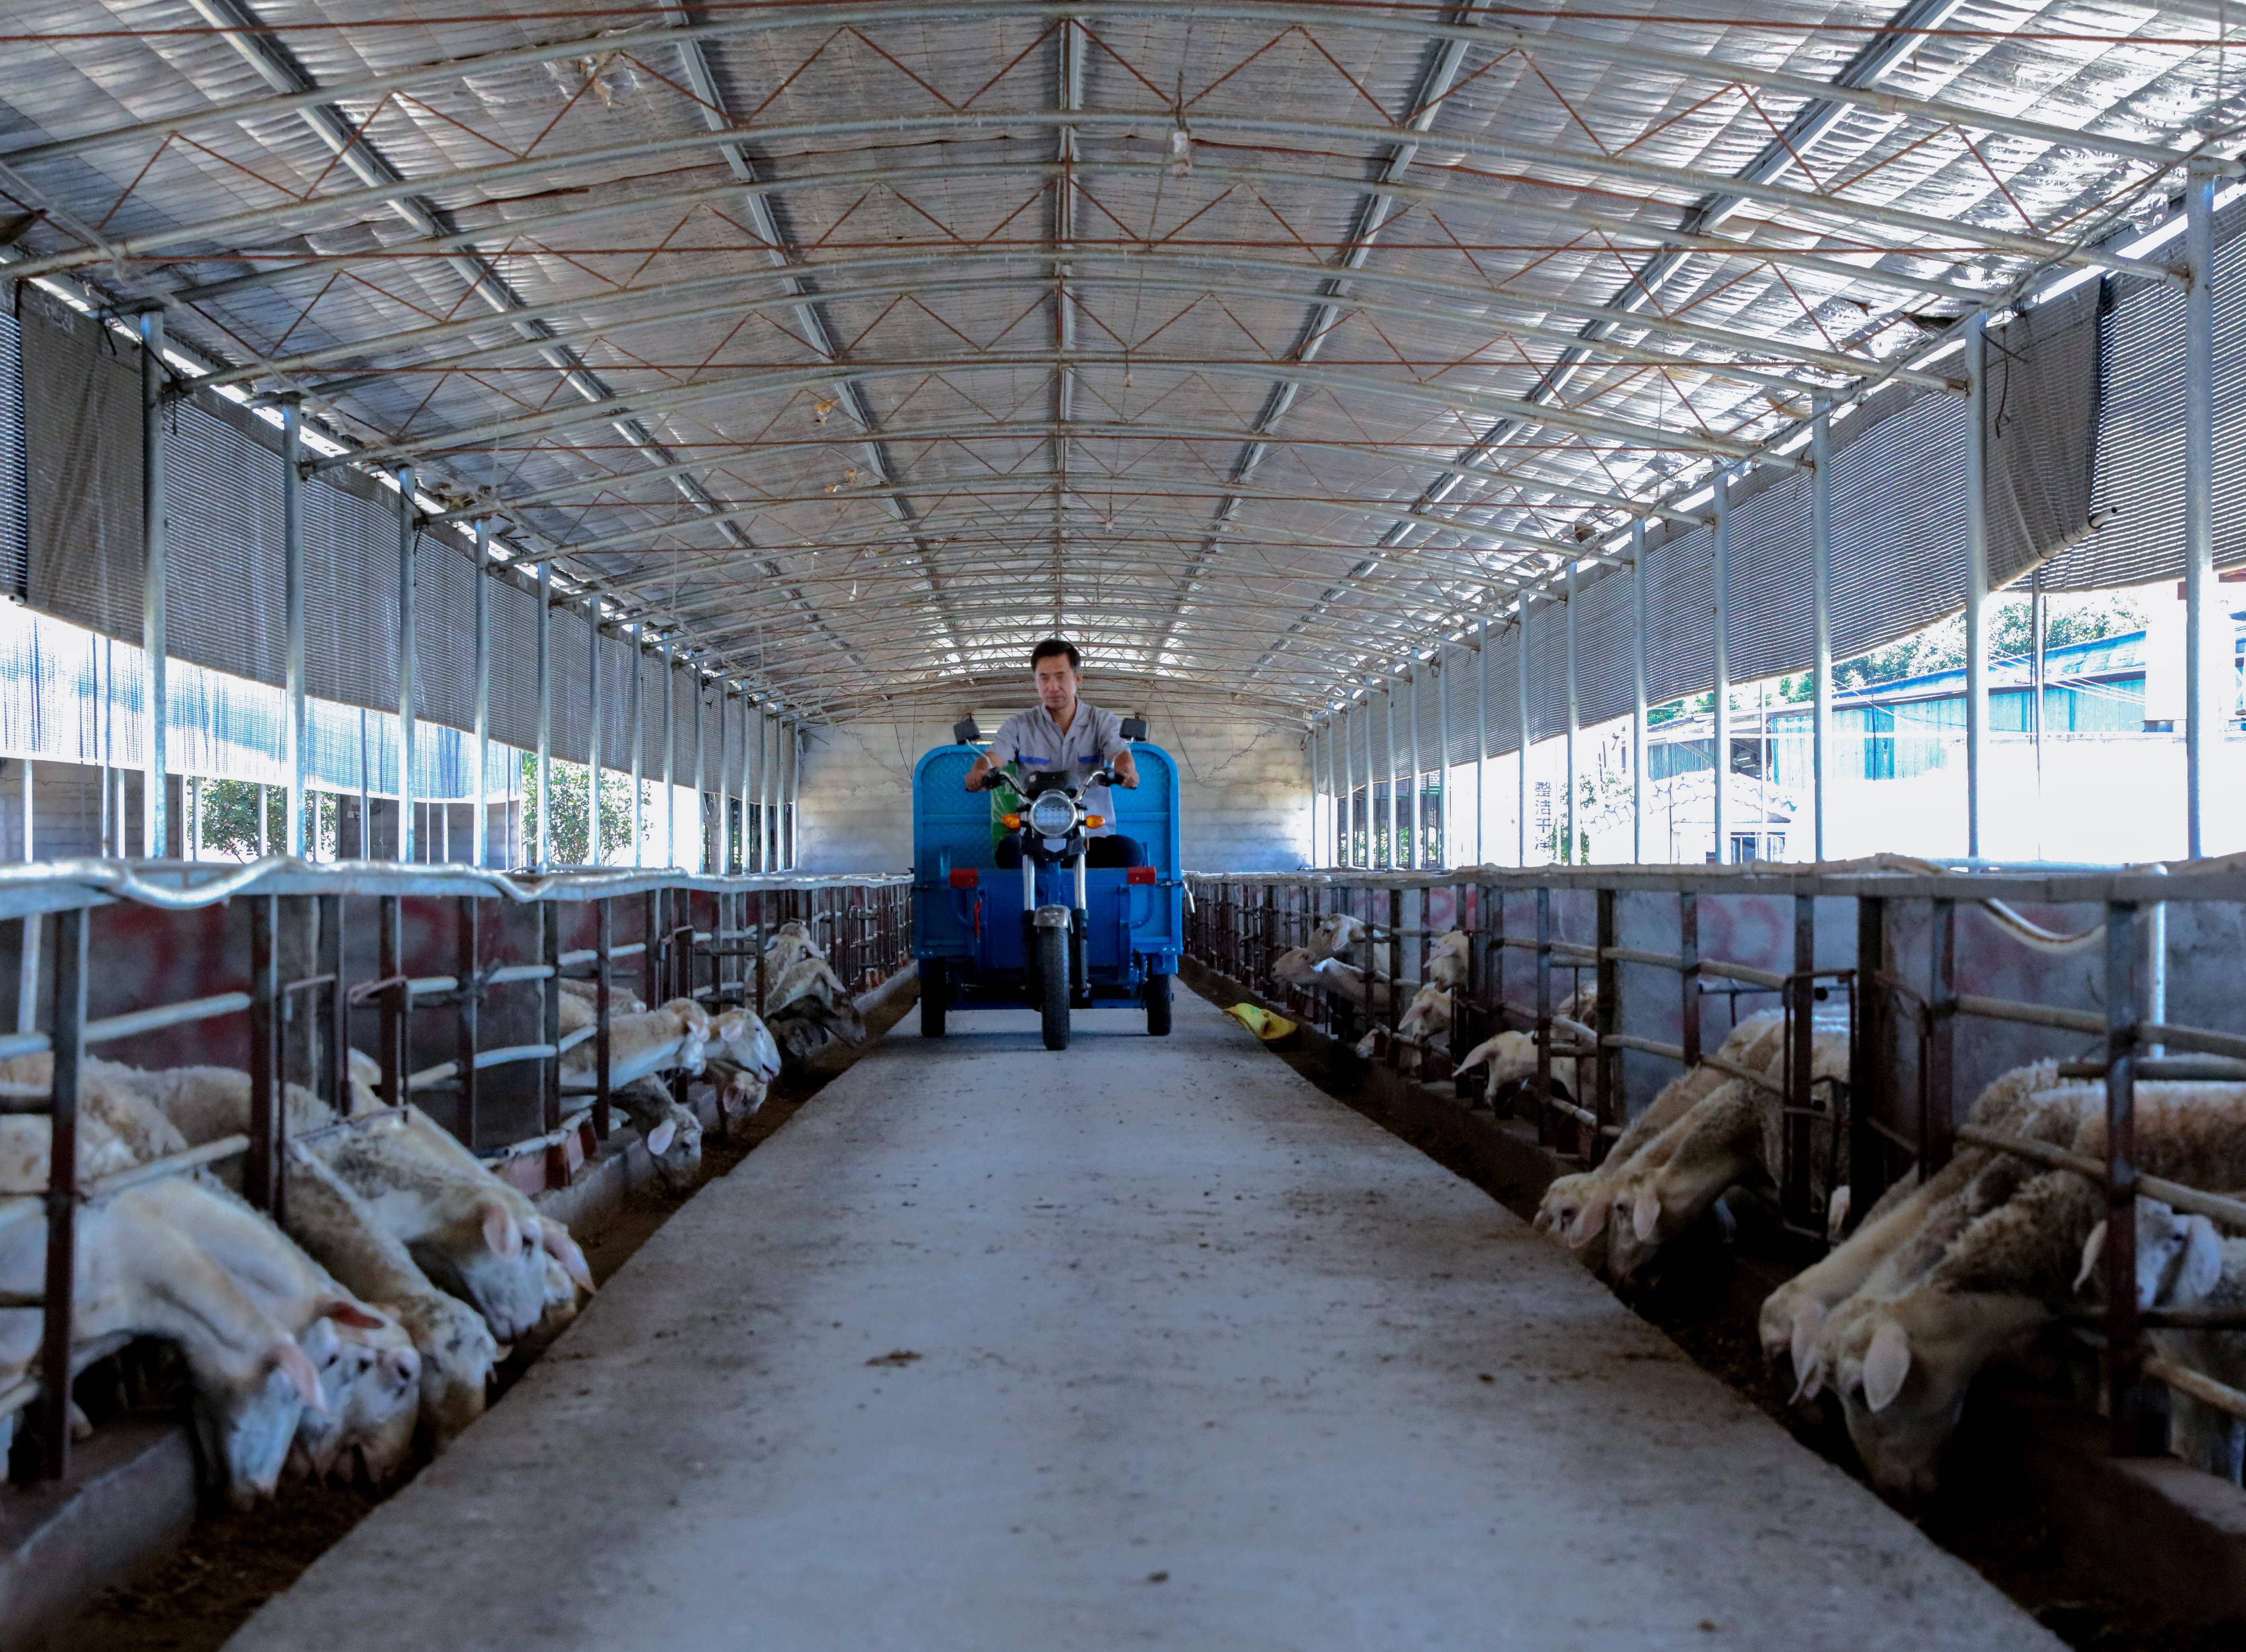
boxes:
[987,702,1129,837]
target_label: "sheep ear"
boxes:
[647,1119,678,1157]
[272,1341,326,1413]
[1792,1347,1826,1406]
[1790,1301,1829,1384]
[1570,1194,1611,1247]
[480,1199,522,1262]
[539,1225,596,1293]
[1632,1187,1662,1245]
[1863,1320,1912,1414]
[322,1299,388,1331]
[2075,1221,2108,1295]
[2179,1216,2226,1301]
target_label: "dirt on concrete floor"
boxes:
[53,1085,817,1652]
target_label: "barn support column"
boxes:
[535,559,552,871]
[1712,467,1732,866]
[1565,560,1580,865]
[1434,646,1450,869]
[1812,398,1834,864]
[473,520,492,869]
[788,719,800,868]
[718,690,732,871]
[691,665,705,873]
[1516,595,1532,866]
[1475,615,1489,868]
[662,639,676,869]
[588,596,604,867]
[629,622,645,868]
[1360,699,1373,867]
[396,465,418,865]
[2185,158,2218,860]
[738,692,753,873]
[1407,663,1422,870]
[281,394,306,858]
[140,308,168,860]
[1631,521,1648,865]
[1338,705,1352,866]
[1964,312,1990,859]
[1382,680,1397,871]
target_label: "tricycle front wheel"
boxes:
[919,959,946,1038]
[1144,972,1172,1036]
[1038,927,1071,1051]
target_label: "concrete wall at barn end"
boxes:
[796,711,1310,873]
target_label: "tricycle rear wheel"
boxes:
[1144,972,1172,1036]
[919,959,946,1038]
[1038,927,1071,1051]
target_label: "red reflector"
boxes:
[1126,866,1157,885]
[948,868,979,888]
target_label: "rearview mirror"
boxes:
[1120,716,1148,742]
[953,716,981,745]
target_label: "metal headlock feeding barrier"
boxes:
[1187,856,2246,1467]
[0,857,910,1484]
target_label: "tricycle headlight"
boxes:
[1027,792,1077,837]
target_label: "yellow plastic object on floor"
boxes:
[1224,1003,1298,1043]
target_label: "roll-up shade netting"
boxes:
[13,287,791,802]
[4,213,2236,784]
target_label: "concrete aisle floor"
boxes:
[228,994,2056,1652]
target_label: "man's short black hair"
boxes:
[1030,637,1081,671]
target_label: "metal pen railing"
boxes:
[1187,860,2246,1469]
[0,857,912,1484]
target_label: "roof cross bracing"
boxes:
[0,0,2238,727]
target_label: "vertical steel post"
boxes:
[357,707,370,857]
[594,897,613,1140]
[629,622,644,868]
[1928,898,1958,1174]
[1339,705,1353,866]
[717,689,731,872]
[1595,886,1619,1156]
[1713,466,1732,866]
[587,596,602,867]
[1852,895,1890,1224]
[1632,523,1648,865]
[1533,886,1553,1142]
[690,667,705,873]
[1811,398,1834,865]
[1476,615,1489,867]
[745,691,763,871]
[1678,890,1701,1067]
[247,896,278,1211]
[1435,647,1450,869]
[2104,900,2146,1455]
[2185,159,2217,859]
[139,310,167,860]
[534,561,553,869]
[39,904,84,1482]
[1407,664,1422,871]
[661,639,675,868]
[456,895,479,1149]
[1516,595,1532,866]
[281,395,306,857]
[1964,312,1990,859]
[1787,892,1816,1227]
[1565,560,1580,865]
[396,465,417,864]
[472,519,491,869]
[541,899,561,1136]
[1383,679,1397,871]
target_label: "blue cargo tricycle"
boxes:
[911,716,1183,1050]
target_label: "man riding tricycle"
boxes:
[911,640,1183,1050]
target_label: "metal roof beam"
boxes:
[313,353,1795,475]
[8,2,2220,183]
[3,111,2180,290]
[420,418,1705,529]
[164,156,1986,315]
